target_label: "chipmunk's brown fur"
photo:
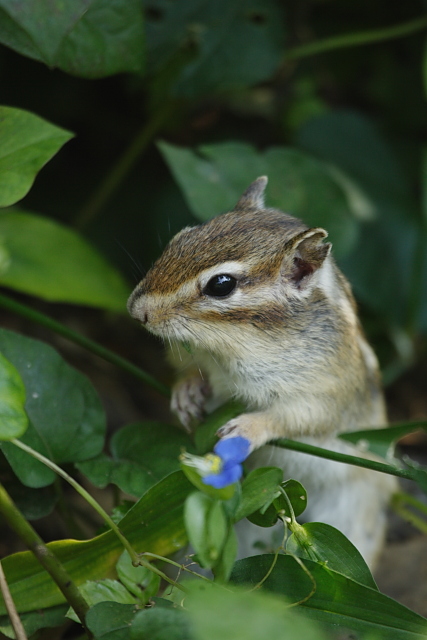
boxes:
[128,177,397,567]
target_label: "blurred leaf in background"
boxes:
[0,0,145,77]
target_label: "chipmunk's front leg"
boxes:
[171,371,212,432]
[217,411,279,451]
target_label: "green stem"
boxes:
[278,485,296,525]
[0,292,170,397]
[285,14,427,61]
[10,439,138,564]
[0,482,90,632]
[75,101,176,229]
[140,552,214,584]
[273,438,418,482]
[9,439,186,593]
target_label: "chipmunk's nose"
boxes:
[127,288,149,324]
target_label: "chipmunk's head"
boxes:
[127,177,332,348]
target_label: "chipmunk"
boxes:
[127,176,397,568]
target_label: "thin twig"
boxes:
[0,483,90,632]
[285,14,427,62]
[0,561,28,640]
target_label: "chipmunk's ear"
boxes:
[283,228,332,290]
[234,176,268,211]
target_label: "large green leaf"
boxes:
[231,555,427,639]
[0,329,105,487]
[144,0,285,98]
[286,522,377,590]
[77,422,195,497]
[186,582,327,640]
[67,579,136,623]
[0,209,129,310]
[0,352,28,440]
[0,0,144,78]
[86,602,135,640]
[158,140,359,257]
[131,606,193,640]
[297,111,419,325]
[0,604,68,640]
[0,471,192,614]
[0,107,73,208]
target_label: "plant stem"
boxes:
[0,560,28,640]
[273,438,419,482]
[0,482,90,632]
[75,101,176,229]
[285,14,427,62]
[0,292,170,397]
[10,439,138,564]
[10,440,188,593]
[141,552,215,584]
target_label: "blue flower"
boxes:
[203,437,251,489]
[180,437,251,489]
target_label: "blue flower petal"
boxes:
[203,462,243,489]
[214,436,251,464]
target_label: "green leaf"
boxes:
[78,422,195,497]
[116,551,160,603]
[231,555,427,639]
[286,522,377,590]
[86,602,136,640]
[235,467,283,522]
[212,526,238,583]
[194,401,245,454]
[0,471,193,615]
[297,111,418,324]
[4,479,57,520]
[0,0,144,78]
[0,604,68,639]
[0,352,28,440]
[0,106,73,208]
[158,141,359,257]
[67,579,135,623]
[184,492,228,569]
[186,581,326,640]
[0,209,129,311]
[340,422,427,460]
[144,0,285,98]
[280,479,308,518]
[0,329,105,487]
[131,607,192,640]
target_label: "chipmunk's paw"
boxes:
[171,374,211,432]
[217,412,271,450]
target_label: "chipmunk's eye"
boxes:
[204,274,237,297]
